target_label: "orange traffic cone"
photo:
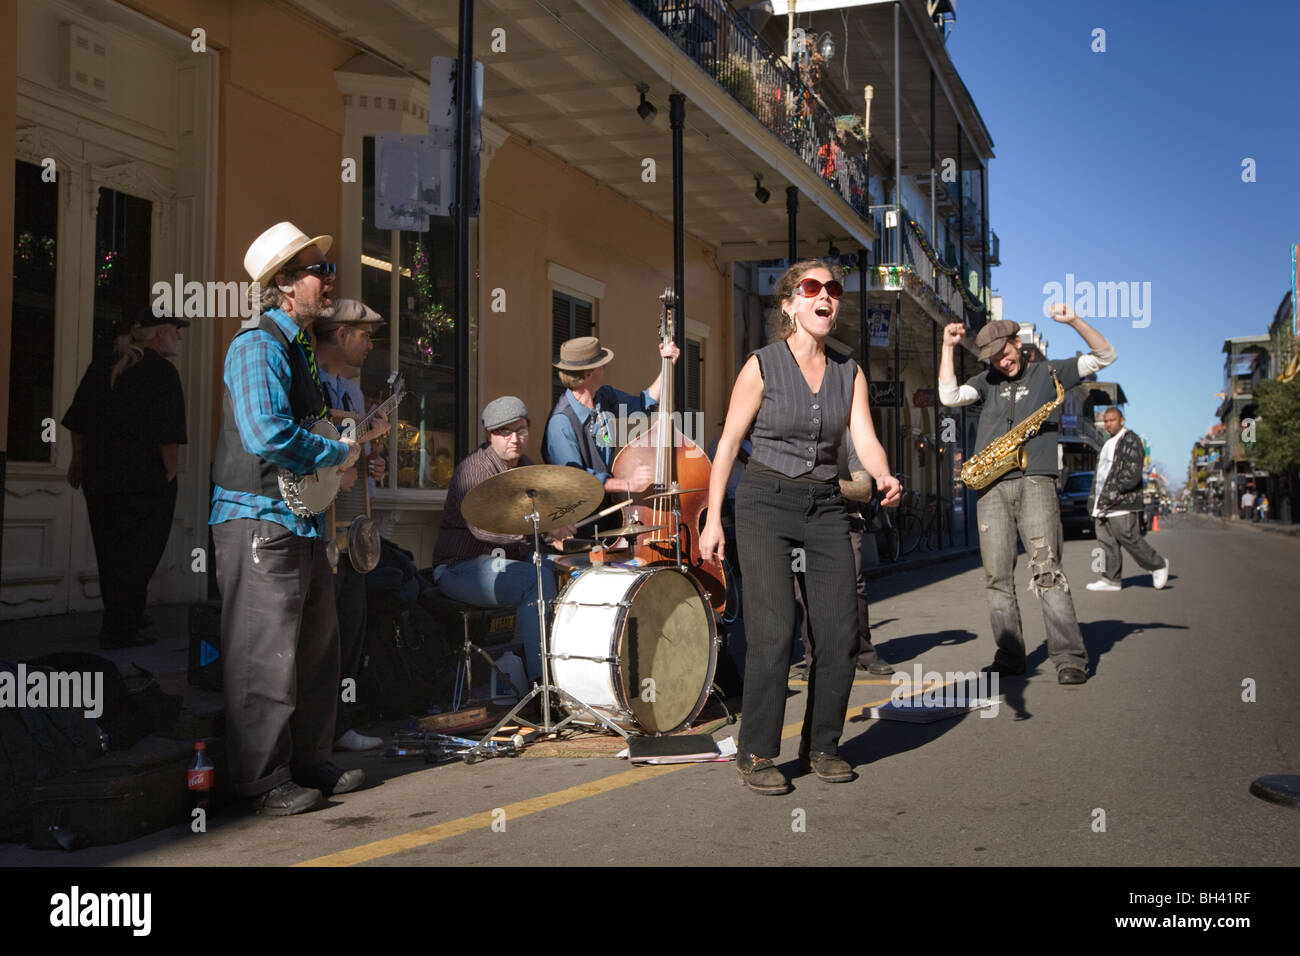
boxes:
[1152,514,1160,532]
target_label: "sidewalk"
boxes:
[861,540,981,581]
[1183,512,1300,537]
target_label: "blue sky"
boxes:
[945,0,1297,485]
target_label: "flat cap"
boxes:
[482,395,529,431]
[314,298,386,334]
[975,319,1021,362]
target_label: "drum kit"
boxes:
[456,464,723,761]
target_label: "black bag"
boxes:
[27,652,181,751]
[0,660,105,842]
[355,591,456,719]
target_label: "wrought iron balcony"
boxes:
[865,204,985,323]
[629,0,869,219]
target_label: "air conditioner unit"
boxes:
[59,23,109,101]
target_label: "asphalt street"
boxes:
[2,514,1295,869]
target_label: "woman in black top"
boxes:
[63,310,188,648]
[700,260,901,794]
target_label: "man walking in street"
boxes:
[1085,409,1169,592]
[940,306,1116,685]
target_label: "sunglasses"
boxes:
[797,277,843,299]
[294,261,337,279]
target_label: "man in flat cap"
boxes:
[64,306,189,648]
[544,335,679,497]
[432,397,575,683]
[939,305,1116,686]
[210,222,382,816]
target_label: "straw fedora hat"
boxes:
[553,336,614,371]
[244,221,333,286]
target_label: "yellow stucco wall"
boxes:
[481,137,729,462]
[119,0,354,447]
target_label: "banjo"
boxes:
[279,370,405,518]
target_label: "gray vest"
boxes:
[212,313,328,497]
[748,341,856,481]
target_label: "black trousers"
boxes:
[333,558,368,739]
[84,483,177,638]
[796,518,883,668]
[735,471,858,759]
[212,519,339,796]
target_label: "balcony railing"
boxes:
[629,0,869,219]
[865,204,987,323]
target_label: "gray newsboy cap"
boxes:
[481,396,529,431]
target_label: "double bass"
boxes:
[611,291,727,614]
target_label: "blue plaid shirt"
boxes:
[209,308,350,537]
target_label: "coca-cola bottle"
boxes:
[188,741,214,811]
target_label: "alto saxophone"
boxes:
[960,368,1065,491]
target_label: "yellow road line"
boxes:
[297,687,905,867]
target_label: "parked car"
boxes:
[1059,471,1094,538]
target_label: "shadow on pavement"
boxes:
[876,628,979,665]
[1081,619,1190,677]
[835,709,976,770]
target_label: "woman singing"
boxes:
[700,260,901,795]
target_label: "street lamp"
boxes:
[817,31,835,61]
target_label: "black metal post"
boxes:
[961,348,969,547]
[857,247,869,384]
[786,186,798,261]
[670,93,687,427]
[895,291,902,476]
[453,0,475,462]
[980,162,990,333]
[956,126,964,328]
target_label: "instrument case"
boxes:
[187,599,224,691]
[29,736,228,850]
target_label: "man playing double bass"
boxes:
[543,335,680,497]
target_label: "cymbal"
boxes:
[461,465,605,535]
[596,522,667,538]
[641,485,706,501]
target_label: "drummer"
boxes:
[431,396,575,682]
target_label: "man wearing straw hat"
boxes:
[210,222,380,816]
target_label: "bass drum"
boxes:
[550,565,717,735]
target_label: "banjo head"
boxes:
[281,418,344,515]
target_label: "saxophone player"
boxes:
[939,306,1116,685]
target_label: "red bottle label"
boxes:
[188,768,213,791]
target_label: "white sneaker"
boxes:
[1152,560,1169,590]
[334,730,384,752]
[1086,579,1121,592]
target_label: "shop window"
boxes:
[359,135,457,490]
[92,187,153,361]
[8,160,58,462]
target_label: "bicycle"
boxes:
[900,492,948,554]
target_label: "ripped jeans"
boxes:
[976,475,1088,671]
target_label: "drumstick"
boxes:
[572,497,634,530]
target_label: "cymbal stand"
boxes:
[467,492,630,761]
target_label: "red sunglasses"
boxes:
[797,277,843,299]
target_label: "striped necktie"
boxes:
[293,327,327,416]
